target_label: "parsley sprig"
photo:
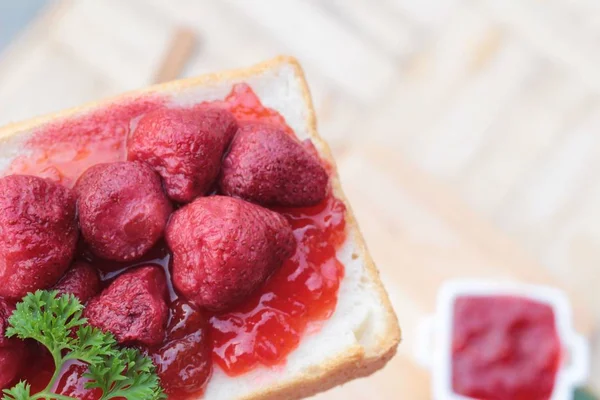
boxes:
[2,290,165,400]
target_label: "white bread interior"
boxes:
[0,56,401,400]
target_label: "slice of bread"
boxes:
[0,56,401,400]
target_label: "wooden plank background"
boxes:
[1,0,600,397]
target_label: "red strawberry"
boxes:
[0,299,26,388]
[0,175,78,299]
[53,261,101,304]
[219,123,329,207]
[84,266,169,346]
[75,161,172,263]
[128,107,238,203]
[166,196,295,311]
[150,300,212,396]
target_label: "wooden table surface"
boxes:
[312,145,595,399]
[2,0,600,397]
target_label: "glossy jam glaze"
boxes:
[9,97,166,187]
[7,83,347,399]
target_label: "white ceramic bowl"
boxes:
[415,279,589,400]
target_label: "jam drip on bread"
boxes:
[1,84,347,399]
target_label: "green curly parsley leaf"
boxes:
[6,290,85,355]
[86,348,167,400]
[2,291,165,400]
[68,325,118,365]
[2,381,32,400]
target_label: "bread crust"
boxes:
[0,56,401,399]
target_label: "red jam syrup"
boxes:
[7,84,347,399]
[452,296,561,400]
[8,97,166,187]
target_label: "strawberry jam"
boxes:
[6,83,347,399]
[150,299,213,397]
[452,296,561,400]
[8,97,166,187]
[210,196,345,375]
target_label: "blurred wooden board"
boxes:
[315,145,594,399]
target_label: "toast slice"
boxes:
[0,56,401,400]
